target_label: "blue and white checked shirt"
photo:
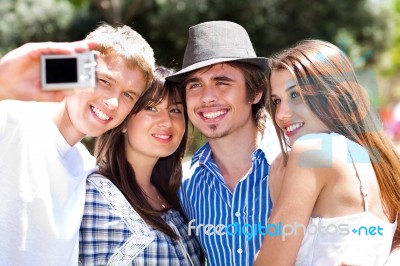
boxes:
[80,175,203,265]
[179,141,276,266]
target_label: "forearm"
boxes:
[0,85,10,100]
[0,58,13,100]
[0,41,95,101]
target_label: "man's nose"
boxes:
[104,97,118,110]
[200,85,218,104]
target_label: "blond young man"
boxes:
[0,24,155,265]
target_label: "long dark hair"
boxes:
[93,66,188,238]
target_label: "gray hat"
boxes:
[166,21,268,83]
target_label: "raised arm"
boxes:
[0,41,96,101]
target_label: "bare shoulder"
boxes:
[290,133,339,169]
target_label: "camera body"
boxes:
[41,52,97,90]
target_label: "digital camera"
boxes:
[41,51,97,90]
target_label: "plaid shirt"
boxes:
[79,175,203,265]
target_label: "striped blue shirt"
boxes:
[179,143,273,266]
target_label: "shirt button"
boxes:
[237,248,243,254]
[235,211,241,217]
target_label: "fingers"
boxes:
[73,41,98,52]
[0,40,99,65]
[26,40,98,58]
[0,41,99,102]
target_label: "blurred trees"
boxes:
[386,0,400,74]
[0,0,75,55]
[1,0,390,66]
[87,0,391,70]
[0,0,393,153]
[103,0,391,69]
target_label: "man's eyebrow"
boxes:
[97,71,116,84]
[185,75,235,84]
[126,89,141,97]
[185,77,201,83]
[211,76,235,82]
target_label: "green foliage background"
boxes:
[1,0,398,154]
[1,0,393,64]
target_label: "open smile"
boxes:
[285,122,304,137]
[91,105,111,122]
[201,110,227,119]
[152,133,173,143]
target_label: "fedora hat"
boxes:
[166,20,268,82]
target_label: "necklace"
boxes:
[156,194,167,209]
[144,191,167,210]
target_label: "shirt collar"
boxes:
[190,142,268,169]
[190,142,212,168]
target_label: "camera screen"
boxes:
[45,58,78,83]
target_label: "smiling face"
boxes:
[65,54,147,143]
[184,63,261,140]
[123,94,185,163]
[270,69,330,145]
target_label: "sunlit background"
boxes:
[2,0,399,153]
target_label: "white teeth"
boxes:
[287,123,304,132]
[203,110,226,119]
[153,134,170,139]
[91,106,110,121]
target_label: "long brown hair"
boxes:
[267,39,400,232]
[93,66,188,238]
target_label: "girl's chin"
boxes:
[288,135,299,146]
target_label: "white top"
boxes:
[260,113,282,163]
[296,213,397,265]
[0,100,95,265]
[295,134,397,266]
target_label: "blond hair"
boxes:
[85,23,155,90]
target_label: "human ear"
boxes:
[252,91,263,104]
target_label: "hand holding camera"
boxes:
[0,41,97,101]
